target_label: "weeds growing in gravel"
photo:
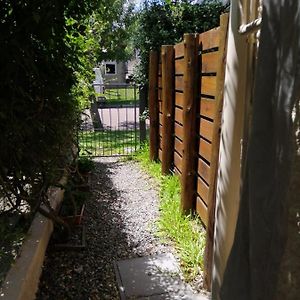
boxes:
[132,144,206,282]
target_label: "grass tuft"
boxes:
[133,144,206,282]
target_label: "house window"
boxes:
[105,62,117,75]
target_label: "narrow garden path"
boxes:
[37,158,175,299]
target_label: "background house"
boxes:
[100,60,126,83]
[94,54,140,85]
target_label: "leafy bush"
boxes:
[0,1,81,216]
[0,0,134,219]
[133,0,227,84]
[77,157,95,174]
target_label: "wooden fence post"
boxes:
[148,50,159,161]
[204,13,229,290]
[161,45,175,174]
[181,34,199,212]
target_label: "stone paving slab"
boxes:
[114,253,208,300]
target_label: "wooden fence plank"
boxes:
[175,58,185,75]
[149,50,159,161]
[175,76,184,91]
[200,98,216,119]
[174,151,183,172]
[158,149,162,161]
[199,27,220,51]
[201,76,217,97]
[196,197,208,227]
[175,107,183,125]
[202,52,219,74]
[174,122,184,140]
[199,139,212,162]
[197,177,209,204]
[198,158,211,184]
[161,45,175,174]
[149,15,228,290]
[200,119,214,142]
[175,92,184,108]
[175,42,184,58]
[181,33,199,212]
[175,137,183,156]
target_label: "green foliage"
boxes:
[67,1,136,109]
[77,157,95,174]
[158,175,205,281]
[0,0,135,218]
[134,144,162,178]
[0,1,81,216]
[134,144,206,281]
[133,0,227,83]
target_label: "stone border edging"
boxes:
[1,175,67,300]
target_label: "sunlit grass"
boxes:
[96,87,139,105]
[79,130,139,156]
[133,144,206,282]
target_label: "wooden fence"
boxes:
[148,14,229,287]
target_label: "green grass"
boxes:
[96,87,139,105]
[133,144,206,282]
[79,130,139,156]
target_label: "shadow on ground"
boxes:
[37,160,139,300]
[37,158,199,300]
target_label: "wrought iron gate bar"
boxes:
[79,83,142,157]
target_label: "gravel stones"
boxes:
[37,158,173,299]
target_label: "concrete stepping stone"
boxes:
[114,253,208,300]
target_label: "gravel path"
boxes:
[37,158,174,300]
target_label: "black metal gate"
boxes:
[79,83,144,157]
